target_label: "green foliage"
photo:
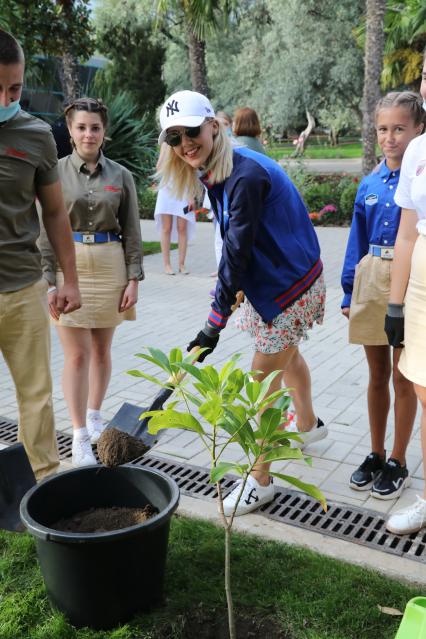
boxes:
[130,347,326,513]
[302,181,338,213]
[0,0,94,65]
[94,1,166,119]
[339,179,359,222]
[94,90,157,189]
[138,187,158,219]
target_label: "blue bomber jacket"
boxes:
[204,147,323,329]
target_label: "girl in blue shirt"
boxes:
[341,91,424,500]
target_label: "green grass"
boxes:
[0,517,419,638]
[142,241,177,256]
[267,143,363,161]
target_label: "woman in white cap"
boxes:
[157,90,326,516]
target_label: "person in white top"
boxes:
[384,51,426,535]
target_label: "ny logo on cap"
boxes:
[166,100,179,117]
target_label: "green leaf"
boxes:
[145,410,205,435]
[261,446,303,463]
[270,472,327,511]
[202,365,220,390]
[245,380,261,404]
[147,347,173,373]
[127,370,169,388]
[210,462,246,483]
[199,397,223,425]
[258,407,282,438]
[256,370,284,404]
[178,362,206,384]
[169,348,183,365]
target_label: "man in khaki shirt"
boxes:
[0,29,80,479]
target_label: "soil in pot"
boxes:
[155,606,293,638]
[52,504,157,533]
[97,427,150,467]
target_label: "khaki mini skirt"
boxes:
[398,234,426,386]
[53,241,136,329]
[349,253,391,345]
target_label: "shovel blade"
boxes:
[0,443,36,532]
[107,402,159,446]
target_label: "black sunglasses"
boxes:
[165,124,204,147]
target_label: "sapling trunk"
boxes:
[217,482,236,639]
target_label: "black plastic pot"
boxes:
[20,465,179,630]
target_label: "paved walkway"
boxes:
[0,221,422,520]
[281,157,362,174]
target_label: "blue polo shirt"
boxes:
[341,161,400,308]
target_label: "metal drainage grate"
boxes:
[1,416,425,563]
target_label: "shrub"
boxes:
[138,186,157,219]
[339,180,359,222]
[302,181,338,213]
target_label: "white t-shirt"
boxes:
[395,132,426,234]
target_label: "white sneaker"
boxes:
[287,417,327,449]
[222,475,274,517]
[86,415,107,444]
[72,435,98,467]
[386,496,426,535]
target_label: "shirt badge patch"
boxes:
[416,163,426,176]
[104,185,121,192]
[5,147,28,159]
[365,193,378,206]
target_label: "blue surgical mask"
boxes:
[0,100,20,123]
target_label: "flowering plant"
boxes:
[309,203,337,221]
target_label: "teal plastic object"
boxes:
[395,597,426,639]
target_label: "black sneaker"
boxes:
[371,458,410,500]
[349,452,385,491]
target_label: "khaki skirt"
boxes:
[398,234,426,386]
[349,253,391,345]
[53,241,136,328]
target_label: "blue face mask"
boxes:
[0,100,20,123]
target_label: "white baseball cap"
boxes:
[158,90,215,144]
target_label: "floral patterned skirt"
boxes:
[235,274,326,354]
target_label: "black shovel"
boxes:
[0,443,36,532]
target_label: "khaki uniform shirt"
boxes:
[0,110,58,293]
[39,150,144,284]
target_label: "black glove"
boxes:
[384,304,404,348]
[187,328,220,362]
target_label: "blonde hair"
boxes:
[157,120,233,200]
[375,91,425,128]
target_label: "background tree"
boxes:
[156,0,239,96]
[95,0,166,120]
[362,0,386,174]
[382,0,426,89]
[0,0,94,101]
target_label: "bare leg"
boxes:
[282,348,316,430]
[413,384,426,499]
[87,327,116,411]
[56,326,91,430]
[250,346,316,485]
[160,214,174,274]
[391,348,417,464]
[177,216,188,271]
[364,345,391,457]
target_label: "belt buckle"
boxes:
[380,247,394,260]
[82,233,95,244]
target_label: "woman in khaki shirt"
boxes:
[40,98,144,467]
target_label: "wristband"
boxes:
[47,286,57,294]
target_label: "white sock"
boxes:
[73,426,90,441]
[87,409,102,421]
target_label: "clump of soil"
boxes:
[97,427,150,467]
[52,504,157,533]
[155,606,292,638]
